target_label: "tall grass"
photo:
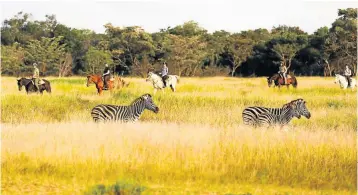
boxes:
[1,76,357,194]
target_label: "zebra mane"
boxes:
[282,99,305,109]
[130,94,152,105]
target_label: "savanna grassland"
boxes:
[1,76,356,195]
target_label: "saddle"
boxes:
[31,79,45,85]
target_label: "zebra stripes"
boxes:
[91,94,159,122]
[242,99,311,127]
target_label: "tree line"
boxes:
[1,8,356,77]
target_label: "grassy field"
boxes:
[1,76,356,194]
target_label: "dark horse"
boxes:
[267,73,297,88]
[17,78,52,94]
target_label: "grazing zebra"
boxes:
[242,99,311,127]
[91,94,159,122]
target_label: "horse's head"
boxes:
[141,94,159,113]
[334,74,340,84]
[17,78,23,91]
[86,75,98,87]
[267,77,273,87]
[146,72,154,82]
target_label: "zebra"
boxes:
[242,99,311,127]
[91,94,159,122]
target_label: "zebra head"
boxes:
[141,94,159,113]
[284,102,302,119]
[292,99,311,119]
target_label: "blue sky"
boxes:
[1,0,357,34]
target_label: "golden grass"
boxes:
[1,76,357,194]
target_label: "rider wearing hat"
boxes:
[161,62,169,87]
[278,61,288,84]
[344,65,352,87]
[103,64,111,89]
[32,63,40,91]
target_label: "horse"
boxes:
[146,72,180,94]
[334,74,356,90]
[267,73,298,88]
[113,75,130,90]
[17,78,51,94]
[87,75,115,95]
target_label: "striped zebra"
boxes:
[91,94,159,122]
[242,99,311,127]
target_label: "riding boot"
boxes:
[347,77,351,87]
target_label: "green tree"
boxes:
[167,21,207,37]
[104,24,155,74]
[1,43,25,76]
[163,34,207,76]
[84,47,112,74]
[226,34,254,77]
[326,8,357,75]
[25,36,66,76]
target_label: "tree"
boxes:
[326,8,357,75]
[272,43,305,70]
[25,36,66,76]
[163,34,207,76]
[58,53,73,77]
[104,24,155,73]
[167,21,207,37]
[1,43,25,76]
[226,34,254,77]
[84,47,112,74]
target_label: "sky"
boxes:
[0,0,357,34]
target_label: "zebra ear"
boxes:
[142,94,149,100]
[289,103,296,109]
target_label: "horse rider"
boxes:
[103,64,111,89]
[32,63,40,92]
[344,65,352,87]
[161,62,169,87]
[278,61,288,84]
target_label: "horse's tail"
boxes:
[45,80,52,93]
[175,75,180,83]
[292,76,298,88]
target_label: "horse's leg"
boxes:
[170,85,175,92]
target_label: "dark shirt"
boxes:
[103,67,110,75]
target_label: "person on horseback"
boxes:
[344,65,352,87]
[278,61,288,84]
[32,63,40,92]
[103,64,111,89]
[161,62,169,87]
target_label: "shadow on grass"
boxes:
[85,180,146,195]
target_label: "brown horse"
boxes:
[87,75,129,95]
[86,75,114,95]
[267,73,297,88]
